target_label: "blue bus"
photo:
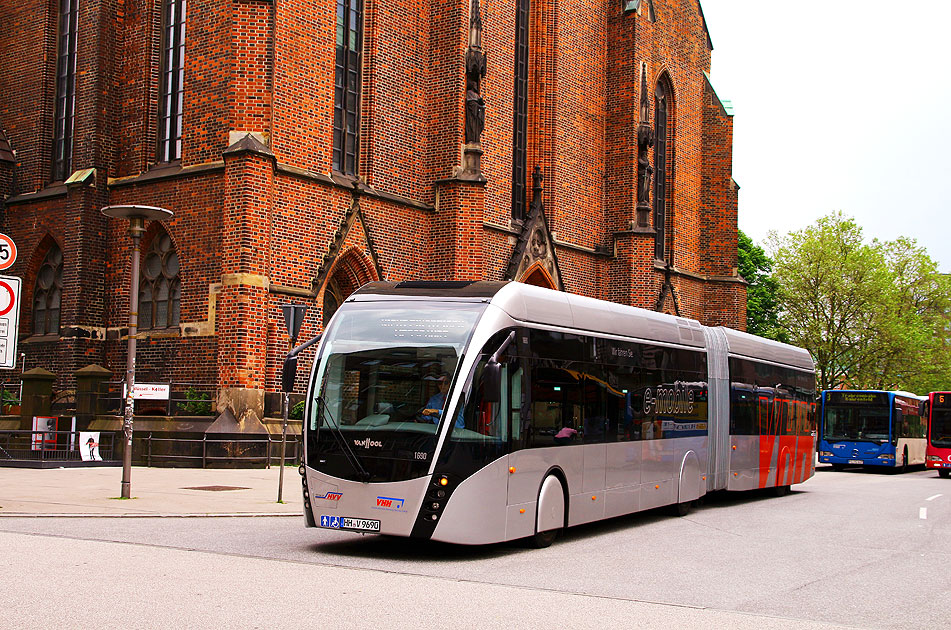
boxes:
[818,390,926,471]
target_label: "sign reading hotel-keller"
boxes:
[123,383,172,400]
[0,274,22,369]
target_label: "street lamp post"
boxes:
[101,205,174,499]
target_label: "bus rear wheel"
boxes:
[669,499,693,517]
[939,469,950,479]
[771,484,790,497]
[898,448,908,474]
[528,528,558,548]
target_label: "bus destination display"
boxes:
[827,391,888,406]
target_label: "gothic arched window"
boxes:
[511,0,531,221]
[51,0,79,182]
[332,0,363,174]
[157,0,187,162]
[33,245,63,335]
[653,77,672,261]
[139,232,181,329]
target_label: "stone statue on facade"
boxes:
[459,0,487,180]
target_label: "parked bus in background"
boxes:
[286,281,817,547]
[924,392,951,478]
[818,390,926,472]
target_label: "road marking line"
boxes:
[919,507,927,520]
[926,494,942,502]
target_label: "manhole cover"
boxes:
[181,485,251,492]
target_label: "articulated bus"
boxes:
[818,390,926,471]
[289,281,817,546]
[924,392,951,478]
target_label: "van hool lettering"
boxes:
[354,438,383,448]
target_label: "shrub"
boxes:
[177,387,213,415]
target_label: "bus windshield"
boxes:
[931,408,951,448]
[823,404,890,443]
[306,302,485,482]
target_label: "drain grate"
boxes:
[181,485,251,492]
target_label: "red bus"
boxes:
[924,392,951,478]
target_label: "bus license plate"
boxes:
[848,459,863,465]
[319,515,380,532]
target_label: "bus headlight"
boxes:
[879,454,894,460]
[819,451,832,457]
[927,455,942,462]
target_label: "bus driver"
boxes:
[419,373,465,428]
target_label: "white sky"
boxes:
[699,1,951,272]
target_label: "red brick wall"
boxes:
[0,0,747,400]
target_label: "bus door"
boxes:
[580,372,609,495]
[774,396,795,486]
[757,393,776,487]
[507,363,583,508]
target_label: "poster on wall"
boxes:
[31,416,57,451]
[79,432,102,462]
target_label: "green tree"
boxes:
[769,212,951,393]
[738,230,785,342]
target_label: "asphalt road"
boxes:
[2,465,948,629]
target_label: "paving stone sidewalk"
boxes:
[0,465,303,517]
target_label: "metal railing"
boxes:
[0,430,119,465]
[97,382,217,416]
[0,429,301,468]
[140,433,302,468]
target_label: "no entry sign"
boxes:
[0,275,21,369]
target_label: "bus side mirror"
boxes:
[281,333,322,393]
[484,361,502,403]
[919,401,928,416]
[282,355,299,393]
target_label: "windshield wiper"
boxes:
[314,396,371,482]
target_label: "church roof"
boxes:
[697,1,714,50]
[703,71,734,117]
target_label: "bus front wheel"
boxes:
[939,469,950,479]
[529,474,565,548]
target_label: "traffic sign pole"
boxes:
[278,304,307,503]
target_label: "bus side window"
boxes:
[509,366,523,445]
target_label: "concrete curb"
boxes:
[0,512,301,518]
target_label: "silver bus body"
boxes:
[301,282,816,545]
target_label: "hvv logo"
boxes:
[314,491,343,501]
[374,496,405,511]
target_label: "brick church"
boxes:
[0,0,744,424]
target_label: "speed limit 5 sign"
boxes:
[0,233,17,272]
[0,275,21,369]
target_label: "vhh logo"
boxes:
[376,496,404,509]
